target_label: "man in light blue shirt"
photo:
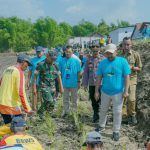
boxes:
[59,47,81,115]
[79,50,87,73]
[28,46,46,111]
[95,44,130,141]
[55,47,63,65]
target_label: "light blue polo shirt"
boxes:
[81,56,87,72]
[96,57,131,96]
[29,55,46,85]
[74,51,79,57]
[55,53,63,65]
[59,57,81,88]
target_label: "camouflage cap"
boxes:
[47,50,57,59]
[35,46,43,52]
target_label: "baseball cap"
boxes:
[11,116,26,127]
[17,53,32,66]
[105,43,117,54]
[63,46,67,51]
[85,131,103,144]
[56,47,62,52]
[35,46,43,52]
[47,50,57,59]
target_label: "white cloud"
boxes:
[64,0,137,24]
[66,4,84,13]
[102,0,137,24]
[0,0,45,21]
[0,0,142,25]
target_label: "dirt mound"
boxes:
[132,40,150,144]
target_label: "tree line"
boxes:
[0,16,131,52]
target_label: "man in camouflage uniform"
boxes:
[34,50,63,114]
[120,37,142,125]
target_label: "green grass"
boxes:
[26,113,56,150]
[38,113,56,139]
[53,98,63,118]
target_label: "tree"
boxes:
[0,17,34,52]
[59,22,73,37]
[97,19,110,36]
[32,17,66,48]
[0,16,131,52]
[73,20,97,36]
[10,17,34,52]
[110,23,117,32]
[117,20,130,28]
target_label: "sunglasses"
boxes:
[92,46,100,48]
[93,50,99,53]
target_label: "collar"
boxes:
[122,49,133,55]
[45,59,53,65]
[128,49,133,54]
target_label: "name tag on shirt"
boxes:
[66,74,70,79]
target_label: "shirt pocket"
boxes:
[128,56,135,65]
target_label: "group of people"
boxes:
[72,35,112,50]
[0,36,149,149]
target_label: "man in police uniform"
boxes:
[82,44,104,123]
[34,50,64,114]
[121,37,142,125]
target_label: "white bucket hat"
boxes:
[105,43,117,53]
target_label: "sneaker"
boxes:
[95,127,105,133]
[128,116,137,125]
[128,116,132,124]
[92,114,99,123]
[131,116,137,125]
[112,132,120,141]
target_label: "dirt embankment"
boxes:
[133,41,150,144]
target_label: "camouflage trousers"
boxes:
[38,86,56,114]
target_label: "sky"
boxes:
[0,0,149,25]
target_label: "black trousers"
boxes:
[89,86,101,115]
[1,114,22,124]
